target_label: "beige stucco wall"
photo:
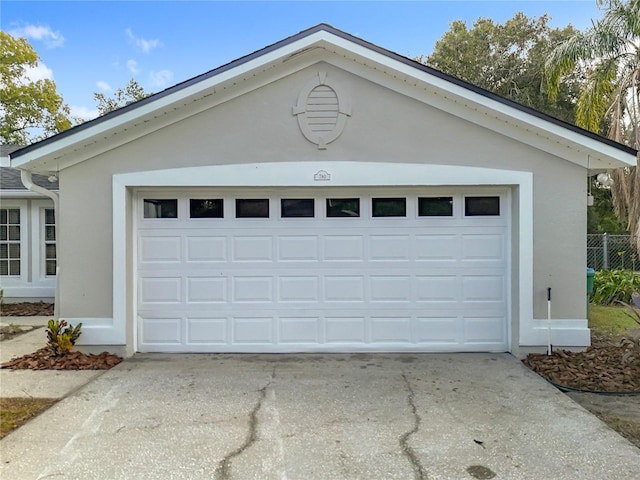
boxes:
[57,62,587,328]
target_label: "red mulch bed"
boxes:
[523,336,640,393]
[1,347,122,370]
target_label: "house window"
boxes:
[0,208,21,276]
[44,208,56,276]
[190,199,223,218]
[281,199,314,218]
[236,199,269,218]
[465,196,500,216]
[419,197,453,217]
[326,198,360,217]
[144,199,178,218]
[372,198,406,217]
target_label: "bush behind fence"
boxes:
[587,234,639,271]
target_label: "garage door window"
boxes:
[327,198,360,217]
[190,199,223,218]
[419,197,453,217]
[144,199,178,219]
[372,198,406,217]
[236,199,269,218]
[465,196,500,216]
[281,199,314,218]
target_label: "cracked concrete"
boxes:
[2,353,639,479]
[215,368,275,480]
[400,372,428,480]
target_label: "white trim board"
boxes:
[111,161,534,352]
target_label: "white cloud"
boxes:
[149,69,173,88]
[125,28,161,53]
[24,62,54,82]
[9,24,64,48]
[70,105,100,121]
[126,59,139,75]
[96,81,112,92]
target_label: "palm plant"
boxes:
[546,0,640,247]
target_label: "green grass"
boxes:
[0,398,57,438]
[589,304,639,336]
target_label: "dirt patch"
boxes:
[524,334,640,449]
[0,398,57,439]
[1,347,123,370]
[565,392,640,448]
[0,302,54,316]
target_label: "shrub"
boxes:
[46,319,82,356]
[591,269,640,306]
[616,300,640,364]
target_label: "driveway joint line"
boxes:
[400,372,428,480]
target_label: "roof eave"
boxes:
[8,23,637,172]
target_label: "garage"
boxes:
[136,187,509,353]
[11,25,635,356]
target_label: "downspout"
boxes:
[20,169,60,319]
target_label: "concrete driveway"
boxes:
[2,353,638,480]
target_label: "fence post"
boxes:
[603,233,608,270]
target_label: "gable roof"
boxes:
[9,24,637,173]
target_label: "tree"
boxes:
[94,79,150,116]
[546,0,639,242]
[421,13,582,123]
[588,178,629,234]
[0,32,72,144]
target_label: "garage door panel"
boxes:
[186,277,227,303]
[462,233,505,260]
[186,236,227,262]
[323,236,364,261]
[140,317,182,344]
[414,317,460,343]
[278,276,320,302]
[137,189,509,352]
[369,235,410,261]
[279,317,321,343]
[415,234,459,261]
[463,316,507,344]
[232,236,274,262]
[370,276,411,302]
[325,317,366,343]
[462,275,506,303]
[232,276,274,302]
[371,317,412,343]
[278,236,319,261]
[139,236,182,263]
[186,317,228,344]
[139,277,182,304]
[416,275,459,303]
[324,276,365,302]
[233,317,274,344]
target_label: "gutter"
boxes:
[20,170,60,319]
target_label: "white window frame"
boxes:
[40,205,57,279]
[29,200,55,281]
[0,200,29,283]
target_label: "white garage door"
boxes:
[136,187,509,353]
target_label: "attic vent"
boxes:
[306,86,339,134]
[293,71,351,149]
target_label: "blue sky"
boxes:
[3,1,602,121]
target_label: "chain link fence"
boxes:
[587,234,640,271]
